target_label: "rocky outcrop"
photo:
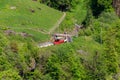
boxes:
[4,30,33,38]
[4,30,16,35]
[113,0,120,16]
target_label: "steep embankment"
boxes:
[1,0,120,80]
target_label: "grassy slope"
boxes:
[0,0,63,41]
[56,0,87,32]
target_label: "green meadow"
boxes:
[0,0,63,41]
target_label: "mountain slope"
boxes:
[0,0,63,41]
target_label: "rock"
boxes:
[77,50,88,55]
[19,32,33,38]
[30,9,35,13]
[29,58,36,72]
[4,30,16,35]
[10,6,16,10]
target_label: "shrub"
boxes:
[0,69,22,80]
[0,33,8,47]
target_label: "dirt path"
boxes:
[12,27,48,34]
[49,12,66,34]
[12,12,66,35]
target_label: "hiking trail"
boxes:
[49,12,66,34]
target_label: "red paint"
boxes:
[53,39,64,45]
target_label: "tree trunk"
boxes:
[113,0,120,16]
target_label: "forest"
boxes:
[0,0,120,80]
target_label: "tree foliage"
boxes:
[90,0,113,16]
[45,44,86,80]
[41,0,80,11]
[0,0,120,80]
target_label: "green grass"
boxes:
[73,0,87,24]
[14,28,50,42]
[57,0,87,32]
[0,0,63,41]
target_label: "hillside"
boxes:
[0,0,120,80]
[0,0,63,41]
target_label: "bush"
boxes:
[10,41,18,53]
[0,33,8,47]
[45,44,86,80]
[0,69,22,80]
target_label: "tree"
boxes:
[113,0,120,16]
[45,44,86,80]
[41,0,80,11]
[90,0,112,16]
